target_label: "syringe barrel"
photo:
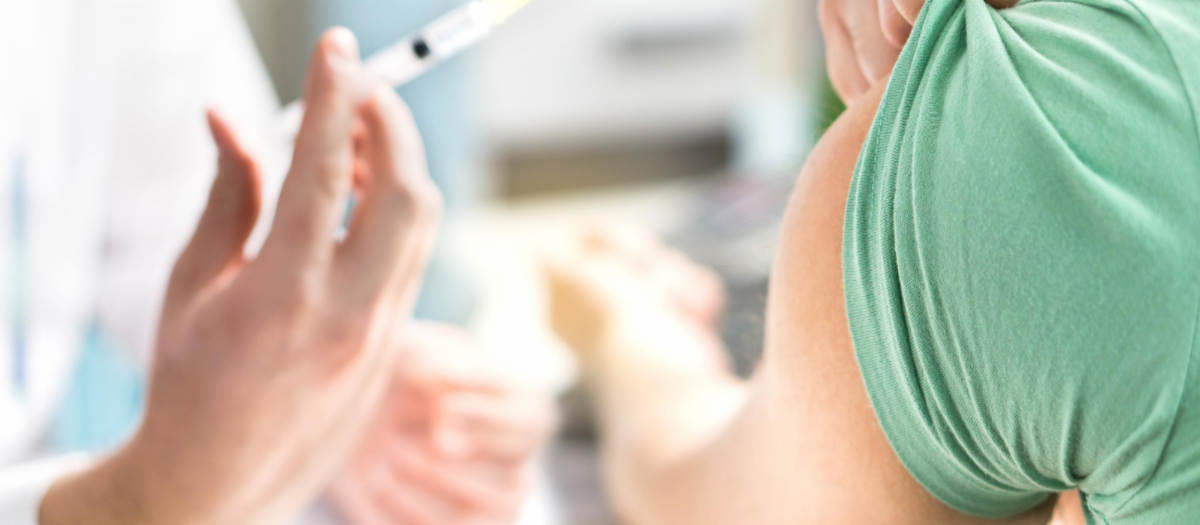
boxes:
[279,0,499,137]
[419,1,495,57]
[365,38,427,87]
[364,1,494,86]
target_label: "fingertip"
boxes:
[322,26,360,63]
[820,3,870,104]
[359,85,395,131]
[206,107,222,130]
[205,110,260,182]
[360,85,415,138]
[830,77,857,106]
[894,0,925,25]
[882,21,912,49]
[304,27,364,110]
[830,62,869,105]
[860,49,900,85]
[365,83,400,108]
[357,86,435,201]
[878,2,913,49]
[206,108,233,150]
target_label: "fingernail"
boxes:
[326,27,360,62]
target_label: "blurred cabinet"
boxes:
[238,0,823,196]
[479,0,749,148]
[478,0,821,195]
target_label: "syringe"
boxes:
[279,0,534,135]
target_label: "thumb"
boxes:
[879,0,914,48]
[892,0,925,26]
[165,109,264,315]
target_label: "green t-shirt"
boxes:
[843,0,1200,523]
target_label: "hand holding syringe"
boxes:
[279,0,534,135]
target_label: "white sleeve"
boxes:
[0,454,92,525]
[89,0,285,365]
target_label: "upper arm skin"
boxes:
[656,83,1056,524]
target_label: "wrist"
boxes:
[40,440,180,525]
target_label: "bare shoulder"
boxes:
[749,83,1052,524]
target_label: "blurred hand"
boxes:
[329,323,556,525]
[820,0,911,104]
[43,28,442,525]
[543,224,729,376]
[820,0,1019,103]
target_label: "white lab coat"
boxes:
[0,1,283,522]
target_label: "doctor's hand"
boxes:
[328,323,556,525]
[820,0,1019,103]
[42,28,442,525]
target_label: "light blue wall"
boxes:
[305,0,480,209]
[306,1,481,324]
[49,2,483,456]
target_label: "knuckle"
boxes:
[311,156,351,195]
[359,90,390,130]
[322,307,372,347]
[191,295,260,349]
[261,272,324,321]
[388,91,417,123]
[881,22,903,47]
[375,175,419,210]
[364,86,402,121]
[275,209,319,243]
[379,177,442,226]
[898,0,926,20]
[861,53,891,81]
[412,180,444,222]
[293,276,326,312]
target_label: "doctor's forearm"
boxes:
[40,447,173,525]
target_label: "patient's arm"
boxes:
[547,83,1057,525]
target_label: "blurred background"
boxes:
[50,0,845,523]
[248,0,836,522]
